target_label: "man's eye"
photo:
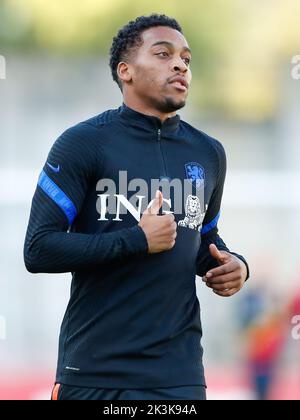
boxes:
[156,52,169,57]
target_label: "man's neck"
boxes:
[123,97,177,123]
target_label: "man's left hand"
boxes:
[203,244,247,297]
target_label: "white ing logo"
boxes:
[97,194,207,232]
[291,315,300,340]
[291,55,300,80]
[0,55,6,80]
[97,194,173,221]
[0,316,6,340]
[95,171,207,232]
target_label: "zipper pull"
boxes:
[157,128,161,141]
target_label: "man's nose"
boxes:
[172,57,188,73]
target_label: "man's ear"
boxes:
[117,62,133,85]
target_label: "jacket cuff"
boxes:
[230,252,250,281]
[124,225,149,255]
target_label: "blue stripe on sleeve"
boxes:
[38,170,77,226]
[201,211,220,235]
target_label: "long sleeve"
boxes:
[196,140,249,280]
[23,123,148,274]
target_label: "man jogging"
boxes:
[24,14,249,400]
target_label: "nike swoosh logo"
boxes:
[47,162,60,173]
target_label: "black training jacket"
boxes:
[24,103,249,389]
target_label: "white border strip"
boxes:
[0,169,299,208]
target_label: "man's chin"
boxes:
[157,96,186,113]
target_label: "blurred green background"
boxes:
[0,0,299,400]
[1,0,300,119]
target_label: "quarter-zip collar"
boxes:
[119,102,180,133]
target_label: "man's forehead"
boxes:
[141,26,189,50]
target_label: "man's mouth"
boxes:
[169,76,189,92]
[170,82,187,92]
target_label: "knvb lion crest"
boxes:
[178,195,208,232]
[185,162,205,189]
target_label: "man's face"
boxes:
[124,26,192,113]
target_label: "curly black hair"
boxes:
[109,14,182,90]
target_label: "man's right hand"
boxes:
[138,190,177,254]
